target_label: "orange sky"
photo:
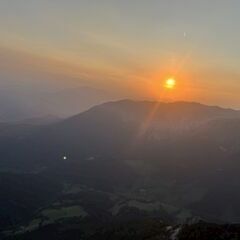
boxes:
[0,1,240,109]
[0,45,239,109]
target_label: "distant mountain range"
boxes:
[1,100,240,238]
[0,86,118,122]
[4,100,240,166]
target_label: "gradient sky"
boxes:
[0,0,240,108]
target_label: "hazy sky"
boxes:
[0,0,240,107]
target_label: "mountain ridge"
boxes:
[1,99,240,226]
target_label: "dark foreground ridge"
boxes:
[3,219,240,240]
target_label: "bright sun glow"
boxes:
[164,78,176,89]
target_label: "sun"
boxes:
[164,78,176,89]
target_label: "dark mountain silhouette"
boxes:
[3,99,239,169]
[1,100,240,235]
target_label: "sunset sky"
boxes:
[0,0,240,108]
